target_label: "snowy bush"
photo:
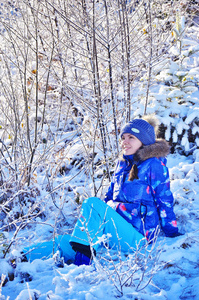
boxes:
[0,0,198,298]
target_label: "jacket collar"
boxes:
[134,139,170,162]
[123,154,134,164]
[121,139,170,164]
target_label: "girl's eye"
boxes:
[121,135,134,141]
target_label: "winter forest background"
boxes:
[0,0,199,299]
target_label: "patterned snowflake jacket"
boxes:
[104,139,179,240]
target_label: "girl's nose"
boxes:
[122,138,128,144]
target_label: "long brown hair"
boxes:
[128,164,139,181]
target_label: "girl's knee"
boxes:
[84,197,101,206]
[83,197,108,213]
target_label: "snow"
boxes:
[0,1,199,299]
[185,108,199,124]
[15,289,41,300]
[0,153,199,300]
[168,89,185,98]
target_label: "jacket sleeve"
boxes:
[104,182,114,203]
[150,158,179,237]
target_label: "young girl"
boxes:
[24,116,179,266]
[68,115,180,265]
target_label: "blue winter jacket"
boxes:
[104,140,178,240]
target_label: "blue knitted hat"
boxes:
[120,119,156,145]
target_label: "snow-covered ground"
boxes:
[1,151,199,300]
[0,1,199,299]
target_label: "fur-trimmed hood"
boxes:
[134,138,170,162]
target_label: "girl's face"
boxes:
[121,133,142,155]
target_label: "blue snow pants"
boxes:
[24,197,143,262]
[70,197,143,251]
